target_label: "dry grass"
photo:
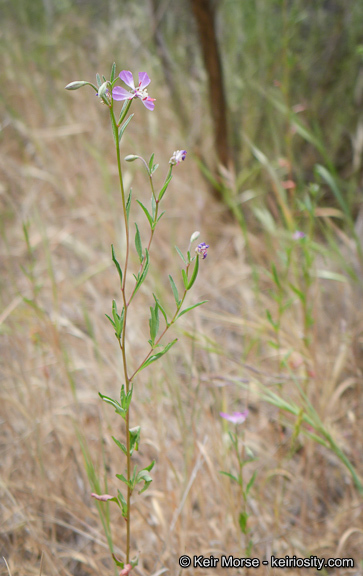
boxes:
[1,10,363,576]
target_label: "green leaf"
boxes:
[111,244,122,288]
[136,199,153,228]
[136,460,155,494]
[129,426,141,455]
[220,471,240,484]
[136,339,178,375]
[134,223,143,263]
[126,189,132,223]
[117,490,128,518]
[149,153,155,170]
[110,62,116,83]
[149,301,159,343]
[289,283,306,303]
[116,473,130,487]
[96,73,102,87]
[175,246,186,264]
[120,384,133,413]
[111,300,124,339]
[153,294,168,326]
[112,554,124,569]
[187,254,199,290]
[239,511,249,534]
[182,269,188,289]
[246,470,257,496]
[169,275,180,305]
[271,263,281,290]
[158,174,172,201]
[178,300,207,318]
[119,114,134,142]
[98,393,126,418]
[151,195,156,219]
[150,163,159,175]
[105,313,116,329]
[266,309,279,331]
[112,436,127,455]
[133,249,149,297]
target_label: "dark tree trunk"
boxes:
[190,0,230,168]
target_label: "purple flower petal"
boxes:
[220,410,249,424]
[119,70,135,90]
[138,72,151,89]
[293,230,306,240]
[142,98,155,111]
[112,86,134,101]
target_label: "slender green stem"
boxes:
[129,262,193,382]
[110,102,132,564]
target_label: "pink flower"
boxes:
[220,410,249,424]
[91,493,115,502]
[169,150,187,165]
[293,230,306,240]
[112,71,155,111]
[195,242,209,259]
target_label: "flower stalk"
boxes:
[66,64,209,572]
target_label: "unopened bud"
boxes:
[190,231,200,244]
[65,81,88,90]
[124,155,139,162]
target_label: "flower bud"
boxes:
[97,81,109,99]
[65,81,89,90]
[124,155,139,162]
[190,231,200,244]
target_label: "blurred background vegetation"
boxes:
[1,0,363,574]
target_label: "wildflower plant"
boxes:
[220,410,257,556]
[66,64,208,571]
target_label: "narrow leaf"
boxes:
[158,174,172,201]
[110,62,116,83]
[272,263,281,289]
[136,339,178,375]
[119,114,134,142]
[149,153,155,170]
[98,393,125,418]
[246,470,257,496]
[187,254,199,289]
[153,294,168,326]
[220,471,239,484]
[111,244,122,288]
[178,300,207,318]
[182,269,188,289]
[126,189,132,222]
[105,313,116,329]
[151,195,156,219]
[175,245,186,264]
[116,473,130,487]
[112,436,127,455]
[134,223,143,263]
[169,275,180,305]
[136,199,153,228]
[129,426,141,455]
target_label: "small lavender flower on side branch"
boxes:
[66,64,208,572]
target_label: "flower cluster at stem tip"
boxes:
[195,242,209,259]
[169,149,187,165]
